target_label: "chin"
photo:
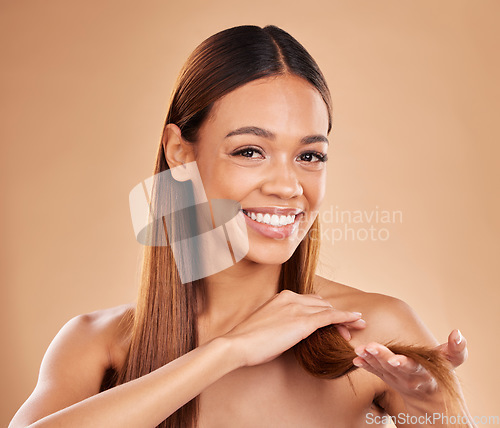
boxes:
[241,240,300,265]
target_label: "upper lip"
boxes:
[241,207,304,216]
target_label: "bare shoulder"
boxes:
[9,303,135,427]
[83,303,135,367]
[79,302,135,333]
[39,302,135,384]
[314,275,439,347]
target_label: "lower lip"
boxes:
[241,211,302,239]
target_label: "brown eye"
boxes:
[298,152,328,163]
[240,149,257,158]
[231,147,264,159]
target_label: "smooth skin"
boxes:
[10,75,473,427]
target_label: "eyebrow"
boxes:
[224,126,329,145]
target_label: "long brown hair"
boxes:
[103,25,466,427]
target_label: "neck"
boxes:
[197,260,282,342]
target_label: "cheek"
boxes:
[196,158,257,201]
[193,148,228,198]
[303,172,327,210]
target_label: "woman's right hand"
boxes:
[222,289,365,368]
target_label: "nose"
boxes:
[260,158,303,200]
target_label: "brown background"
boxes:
[1,0,499,425]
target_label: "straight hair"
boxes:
[101,25,466,427]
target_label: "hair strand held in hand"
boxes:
[294,325,468,426]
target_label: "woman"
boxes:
[10,25,473,428]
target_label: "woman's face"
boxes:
[193,74,329,265]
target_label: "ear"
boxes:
[163,123,196,182]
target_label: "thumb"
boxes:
[445,329,468,368]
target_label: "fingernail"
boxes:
[388,358,400,367]
[353,359,364,367]
[455,329,463,345]
[353,312,362,316]
[366,347,378,355]
[355,349,367,358]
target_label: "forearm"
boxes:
[25,337,238,428]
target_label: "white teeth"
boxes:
[243,210,298,226]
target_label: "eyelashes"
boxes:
[231,147,328,163]
[299,151,328,163]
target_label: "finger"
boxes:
[434,342,448,355]
[352,355,397,382]
[328,308,364,324]
[335,324,351,341]
[277,290,333,308]
[357,343,430,383]
[354,343,386,373]
[280,292,365,321]
[372,345,436,389]
[311,307,364,329]
[353,356,375,372]
[303,293,330,302]
[341,318,367,329]
[387,354,430,380]
[447,329,468,368]
[364,343,408,374]
[355,343,435,393]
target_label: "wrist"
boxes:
[403,390,447,417]
[209,335,245,373]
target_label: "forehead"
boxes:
[201,74,329,139]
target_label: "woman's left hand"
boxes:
[352,329,467,398]
[435,329,468,368]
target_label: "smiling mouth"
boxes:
[241,209,302,227]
